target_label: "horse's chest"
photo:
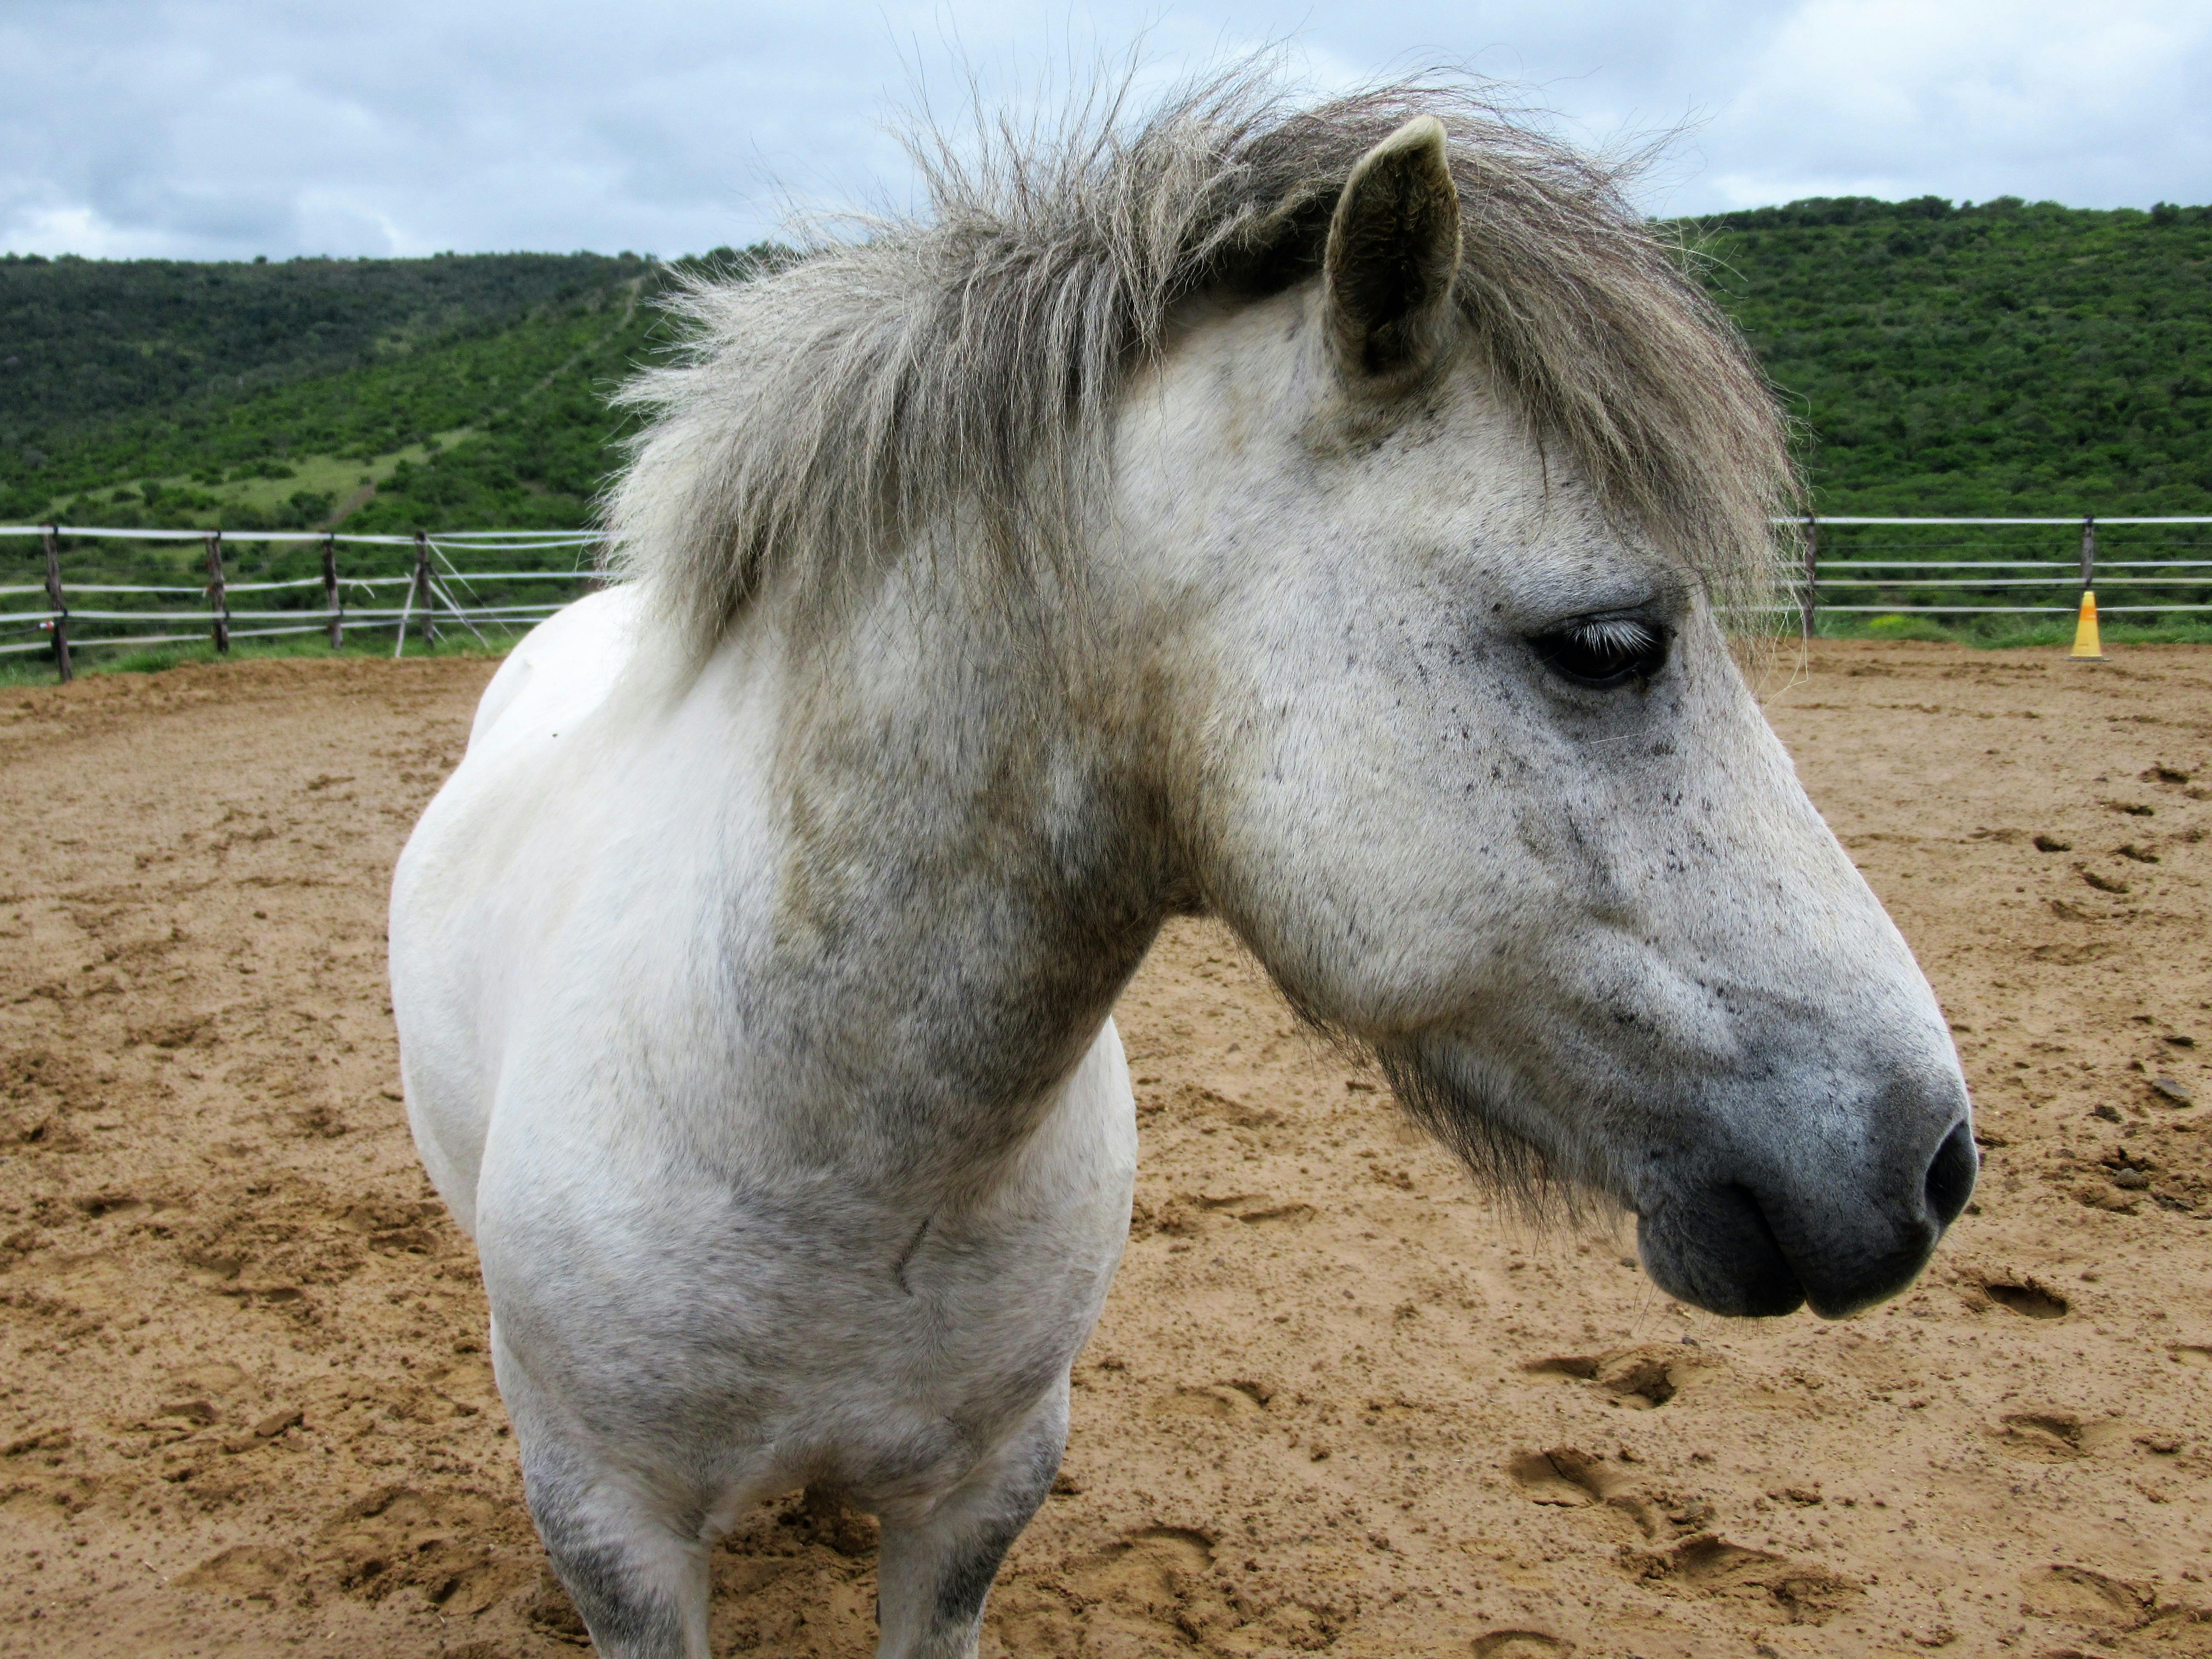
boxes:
[480,1036,1137,1503]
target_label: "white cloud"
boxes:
[1,0,2206,260]
[2,203,162,260]
[1693,0,2212,208]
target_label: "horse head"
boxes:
[1103,116,1972,1318]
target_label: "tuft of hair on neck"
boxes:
[603,59,1800,655]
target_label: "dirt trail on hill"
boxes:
[1,643,2209,1659]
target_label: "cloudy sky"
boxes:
[5,0,2209,261]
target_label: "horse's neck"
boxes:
[722,572,1162,1181]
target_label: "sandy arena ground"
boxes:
[1,641,2209,1659]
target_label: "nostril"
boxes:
[1923,1120,1978,1228]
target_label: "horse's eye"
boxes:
[1531,615,1668,690]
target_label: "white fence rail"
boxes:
[2,524,604,681]
[12,515,2212,682]
[1790,515,2212,629]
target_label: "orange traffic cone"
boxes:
[2070,590,2104,660]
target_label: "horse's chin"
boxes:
[1633,1148,1964,1321]
[1633,1185,1807,1318]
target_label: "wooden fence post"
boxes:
[204,530,229,654]
[412,530,436,650]
[41,524,70,684]
[1802,512,1819,636]
[2080,514,2097,589]
[322,536,342,649]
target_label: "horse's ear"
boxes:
[1322,115,1462,387]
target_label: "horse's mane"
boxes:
[605,65,1796,649]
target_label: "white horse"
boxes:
[391,79,1974,1659]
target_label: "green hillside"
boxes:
[13,277,661,536]
[1,200,2206,544]
[0,252,700,537]
[0,250,652,459]
[1689,196,2212,515]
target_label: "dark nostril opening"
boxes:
[1923,1120,1978,1228]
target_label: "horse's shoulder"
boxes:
[470,585,646,754]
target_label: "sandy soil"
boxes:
[1,642,2209,1659]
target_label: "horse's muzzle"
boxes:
[1636,1113,1978,1320]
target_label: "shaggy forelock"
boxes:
[605,64,1797,648]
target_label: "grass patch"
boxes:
[40,429,476,530]
[1808,613,2212,648]
[1858,614,1959,644]
[0,627,521,689]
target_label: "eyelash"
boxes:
[1531,615,1669,690]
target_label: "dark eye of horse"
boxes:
[1531,615,1669,691]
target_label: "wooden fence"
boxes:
[3,524,601,682]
